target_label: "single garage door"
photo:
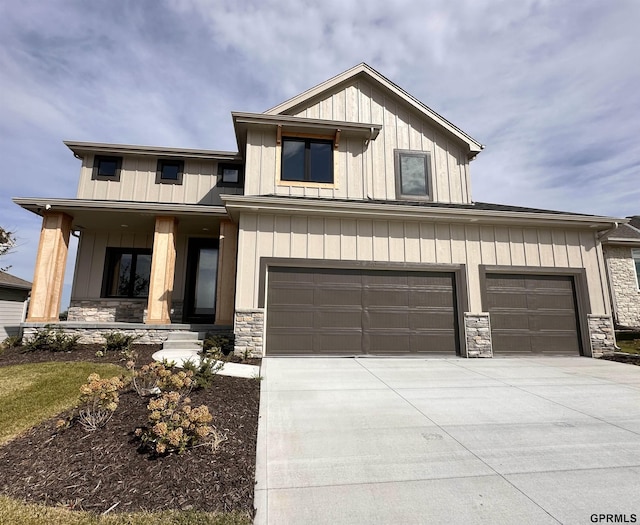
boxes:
[266,267,459,356]
[485,273,581,355]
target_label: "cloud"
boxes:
[1,0,639,307]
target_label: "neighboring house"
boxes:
[601,216,640,329]
[0,271,31,340]
[14,63,621,357]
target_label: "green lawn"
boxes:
[616,339,640,355]
[0,361,126,446]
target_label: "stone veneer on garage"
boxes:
[603,245,640,328]
[234,309,264,357]
[463,313,493,357]
[587,314,616,358]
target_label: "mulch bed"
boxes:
[0,344,261,516]
[601,353,640,366]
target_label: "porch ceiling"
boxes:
[13,198,229,234]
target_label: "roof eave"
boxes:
[221,195,618,230]
[64,141,240,161]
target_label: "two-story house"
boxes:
[14,63,619,357]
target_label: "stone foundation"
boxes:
[23,322,181,345]
[588,314,616,358]
[68,299,147,323]
[464,313,493,357]
[234,309,264,357]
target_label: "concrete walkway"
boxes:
[254,357,640,524]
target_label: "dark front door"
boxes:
[266,267,459,356]
[183,238,219,323]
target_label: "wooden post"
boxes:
[214,220,238,325]
[146,216,177,324]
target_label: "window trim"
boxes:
[632,248,640,291]
[156,159,184,185]
[92,155,123,181]
[280,136,335,185]
[101,247,152,298]
[394,149,433,201]
[217,162,244,187]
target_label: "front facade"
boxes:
[15,64,619,357]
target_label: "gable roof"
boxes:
[264,63,484,158]
[0,271,31,291]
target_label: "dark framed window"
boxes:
[633,249,640,290]
[394,150,432,200]
[92,155,122,181]
[218,162,244,186]
[282,138,333,183]
[156,159,184,184]
[102,248,152,298]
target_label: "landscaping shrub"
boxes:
[1,334,21,351]
[75,373,125,431]
[182,357,225,390]
[135,391,223,455]
[133,361,194,397]
[203,334,234,356]
[23,326,80,352]
[102,331,140,354]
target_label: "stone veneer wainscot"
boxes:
[234,309,264,357]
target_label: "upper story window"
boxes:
[394,150,432,201]
[632,249,640,290]
[102,248,152,298]
[218,162,244,186]
[156,159,184,184]
[282,137,333,184]
[92,155,122,181]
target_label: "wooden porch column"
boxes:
[27,212,72,322]
[215,219,238,325]
[146,216,177,324]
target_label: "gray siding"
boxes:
[0,288,29,339]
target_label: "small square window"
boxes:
[394,150,432,200]
[156,159,184,184]
[281,138,333,184]
[92,156,122,181]
[218,163,244,186]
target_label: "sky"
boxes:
[1,0,639,311]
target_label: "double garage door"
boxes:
[265,266,583,357]
[266,267,459,356]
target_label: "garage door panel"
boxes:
[267,267,459,356]
[410,289,455,308]
[316,309,362,329]
[485,273,581,356]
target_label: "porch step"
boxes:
[161,331,204,352]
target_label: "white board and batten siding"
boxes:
[76,156,242,205]
[244,78,471,204]
[236,213,609,316]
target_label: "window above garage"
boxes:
[281,137,333,184]
[394,150,433,201]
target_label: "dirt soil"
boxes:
[0,344,261,516]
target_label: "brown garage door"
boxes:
[485,274,581,355]
[266,267,459,356]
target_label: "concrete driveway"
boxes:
[254,357,640,525]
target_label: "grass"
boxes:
[0,361,126,446]
[0,495,251,525]
[616,339,640,354]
